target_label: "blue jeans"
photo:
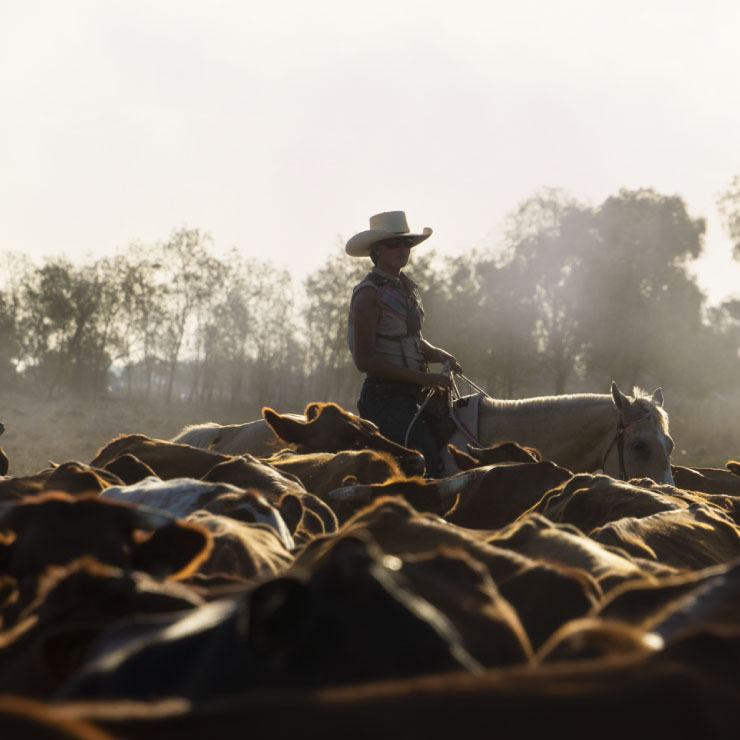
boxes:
[359,377,443,478]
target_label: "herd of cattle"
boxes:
[1,401,740,738]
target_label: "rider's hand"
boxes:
[420,372,454,391]
[441,353,463,375]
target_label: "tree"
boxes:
[17,258,112,398]
[501,189,593,393]
[302,244,368,405]
[153,227,221,404]
[0,252,30,388]
[718,174,740,261]
[579,189,706,392]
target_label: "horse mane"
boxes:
[480,387,670,433]
[629,386,670,434]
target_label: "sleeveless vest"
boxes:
[347,267,428,372]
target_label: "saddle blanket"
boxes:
[439,392,483,476]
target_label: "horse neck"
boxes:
[478,394,618,473]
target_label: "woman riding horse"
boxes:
[346,211,461,478]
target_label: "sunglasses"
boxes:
[381,237,415,250]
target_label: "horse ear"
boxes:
[610,381,630,412]
[651,388,664,407]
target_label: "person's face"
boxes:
[376,237,414,272]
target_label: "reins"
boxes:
[601,412,651,481]
[403,365,488,448]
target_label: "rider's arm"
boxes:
[352,287,451,389]
[420,338,463,374]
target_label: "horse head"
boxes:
[604,382,674,485]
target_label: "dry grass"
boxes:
[1,389,738,477]
[0,391,266,477]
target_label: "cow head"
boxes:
[0,492,212,584]
[43,461,124,495]
[263,402,425,476]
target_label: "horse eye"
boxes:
[630,440,649,456]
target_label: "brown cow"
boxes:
[528,473,688,534]
[44,462,123,495]
[199,458,338,545]
[448,442,542,471]
[595,558,740,644]
[100,478,299,551]
[0,557,204,697]
[91,436,307,501]
[265,403,427,476]
[0,492,211,586]
[51,626,740,739]
[327,461,572,531]
[590,503,740,570]
[102,454,157,485]
[261,448,404,496]
[0,460,123,503]
[486,512,677,595]
[57,534,483,702]
[671,464,740,496]
[397,547,534,667]
[536,616,663,664]
[444,461,573,530]
[314,497,599,649]
[90,435,237,482]
[183,510,294,581]
[171,402,426,476]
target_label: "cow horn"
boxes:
[328,470,481,507]
[327,485,374,505]
[432,470,482,503]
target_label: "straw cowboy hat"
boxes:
[345,211,433,257]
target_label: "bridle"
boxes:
[601,412,651,481]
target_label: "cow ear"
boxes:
[448,444,477,470]
[651,388,664,407]
[131,521,212,581]
[104,454,155,485]
[304,403,322,421]
[277,493,303,536]
[297,507,324,537]
[263,408,305,444]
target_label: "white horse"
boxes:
[442,381,674,483]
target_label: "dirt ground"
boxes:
[0,392,266,477]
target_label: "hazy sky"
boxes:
[2,0,739,304]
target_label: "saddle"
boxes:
[356,388,454,450]
[357,387,480,456]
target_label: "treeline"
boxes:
[1,188,739,411]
